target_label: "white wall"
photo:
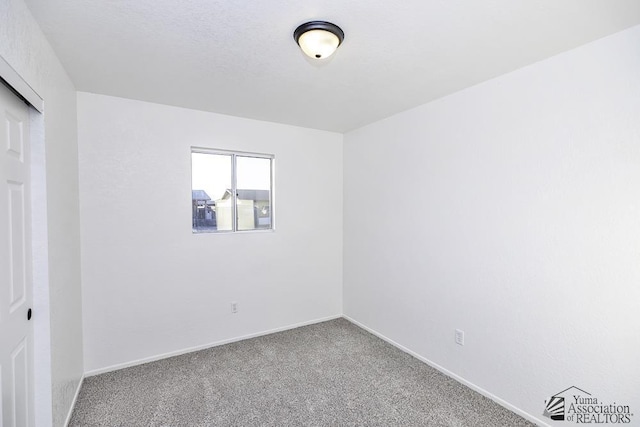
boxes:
[0,1,83,426]
[77,93,343,373]
[344,25,640,424]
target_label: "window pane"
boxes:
[191,152,232,232]
[236,156,272,231]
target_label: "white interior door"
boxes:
[0,82,34,427]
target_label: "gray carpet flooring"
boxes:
[69,318,534,426]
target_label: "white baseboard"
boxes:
[84,314,342,377]
[64,374,84,427]
[342,315,548,427]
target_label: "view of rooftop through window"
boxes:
[191,150,273,233]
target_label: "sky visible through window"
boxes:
[191,152,270,202]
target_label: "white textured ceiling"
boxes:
[24,0,640,132]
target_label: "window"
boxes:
[191,148,274,233]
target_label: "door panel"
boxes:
[0,82,33,427]
[8,182,26,310]
[11,339,28,427]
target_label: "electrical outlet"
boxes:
[455,329,464,346]
[231,302,238,314]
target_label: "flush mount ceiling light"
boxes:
[293,21,345,60]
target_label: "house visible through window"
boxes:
[191,148,273,233]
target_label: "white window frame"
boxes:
[191,147,275,233]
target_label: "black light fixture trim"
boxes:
[293,20,345,51]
